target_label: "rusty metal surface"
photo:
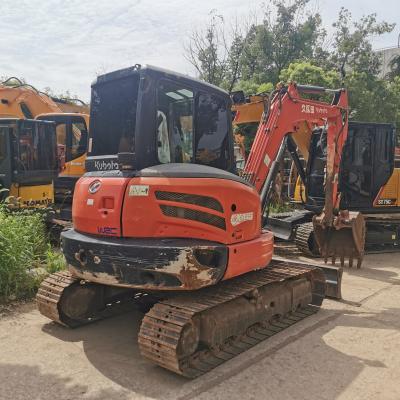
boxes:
[313,211,366,268]
[62,229,228,291]
[316,264,343,299]
[36,271,79,327]
[138,260,325,378]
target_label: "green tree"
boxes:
[184,11,228,87]
[330,8,394,79]
[240,0,326,85]
[279,62,340,87]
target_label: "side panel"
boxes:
[10,183,54,207]
[122,177,261,245]
[223,231,274,280]
[374,167,400,207]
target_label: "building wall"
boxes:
[376,46,400,78]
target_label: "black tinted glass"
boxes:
[90,74,139,156]
[195,93,230,170]
[16,121,57,171]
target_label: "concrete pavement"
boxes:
[1,252,399,400]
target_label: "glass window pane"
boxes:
[157,80,194,164]
[17,122,57,172]
[91,74,140,156]
[55,123,67,146]
[195,93,230,170]
[70,121,87,160]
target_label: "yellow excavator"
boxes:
[0,118,58,207]
[0,78,89,215]
[232,91,400,255]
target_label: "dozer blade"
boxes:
[313,211,366,268]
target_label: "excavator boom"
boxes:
[242,83,365,265]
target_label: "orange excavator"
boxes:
[232,91,398,256]
[37,66,364,377]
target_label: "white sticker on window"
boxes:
[231,212,254,226]
[129,185,150,196]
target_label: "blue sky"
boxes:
[0,0,398,101]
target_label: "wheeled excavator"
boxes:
[37,65,364,377]
[0,78,89,216]
[232,91,398,256]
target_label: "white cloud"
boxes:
[0,0,397,101]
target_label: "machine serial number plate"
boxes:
[129,185,150,196]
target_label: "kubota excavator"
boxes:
[0,78,89,215]
[37,65,363,377]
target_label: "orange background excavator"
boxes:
[233,89,398,256]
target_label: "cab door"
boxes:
[36,114,88,178]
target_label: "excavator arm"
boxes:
[243,83,365,266]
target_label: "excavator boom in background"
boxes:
[37,65,363,377]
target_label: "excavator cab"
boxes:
[85,65,235,173]
[0,118,58,207]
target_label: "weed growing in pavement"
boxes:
[0,203,66,302]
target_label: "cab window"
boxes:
[70,121,87,160]
[195,93,231,170]
[54,119,87,162]
[156,80,194,163]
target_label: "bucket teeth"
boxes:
[323,253,362,268]
[313,211,366,268]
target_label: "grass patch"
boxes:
[0,204,66,302]
[268,201,295,214]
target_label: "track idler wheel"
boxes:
[313,211,366,268]
[58,281,105,326]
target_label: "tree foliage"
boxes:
[185,0,399,131]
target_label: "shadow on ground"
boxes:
[275,243,400,287]
[0,363,130,400]
[40,300,400,400]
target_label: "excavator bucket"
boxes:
[313,211,366,268]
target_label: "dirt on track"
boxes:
[1,250,400,400]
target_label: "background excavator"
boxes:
[0,118,58,207]
[0,78,89,214]
[232,92,399,256]
[37,65,364,377]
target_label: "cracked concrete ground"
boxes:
[1,250,399,400]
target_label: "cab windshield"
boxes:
[14,120,57,172]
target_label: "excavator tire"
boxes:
[138,260,325,377]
